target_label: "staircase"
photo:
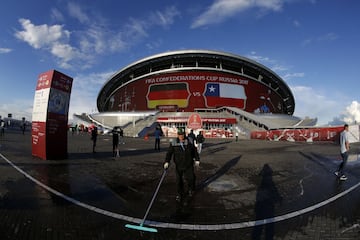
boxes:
[122,114,158,137]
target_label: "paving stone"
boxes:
[0,129,360,239]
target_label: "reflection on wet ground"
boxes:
[1,130,360,239]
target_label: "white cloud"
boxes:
[271,64,289,72]
[0,99,33,121]
[247,52,356,126]
[68,71,115,119]
[330,101,360,125]
[0,48,12,53]
[150,6,181,27]
[246,52,305,81]
[318,32,338,41]
[247,53,273,64]
[146,39,163,50]
[79,27,111,54]
[293,20,301,27]
[301,38,312,46]
[14,6,180,70]
[123,6,180,41]
[14,18,79,68]
[15,18,70,49]
[247,52,283,71]
[50,43,76,62]
[124,18,148,40]
[191,0,284,28]
[51,8,65,22]
[291,85,349,126]
[67,2,90,24]
[291,86,331,123]
[344,101,360,123]
[14,18,99,69]
[0,71,115,122]
[282,72,305,81]
[302,32,339,47]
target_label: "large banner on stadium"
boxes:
[108,71,283,114]
[32,70,73,160]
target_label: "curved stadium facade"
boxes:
[85,50,318,139]
[97,50,295,115]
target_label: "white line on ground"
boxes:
[1,152,359,231]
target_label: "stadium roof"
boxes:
[97,49,295,114]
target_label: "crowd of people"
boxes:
[0,118,27,136]
[90,126,123,156]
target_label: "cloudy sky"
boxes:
[0,0,359,126]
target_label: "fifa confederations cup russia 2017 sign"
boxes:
[187,113,202,130]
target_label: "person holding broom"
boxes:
[163,127,200,203]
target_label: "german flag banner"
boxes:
[146,83,190,109]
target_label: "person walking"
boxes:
[21,122,26,135]
[335,124,350,181]
[187,129,196,145]
[163,128,200,203]
[91,126,98,153]
[119,127,124,144]
[112,127,120,158]
[196,131,205,154]
[154,125,162,151]
[0,119,5,137]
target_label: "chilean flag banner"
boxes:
[204,83,247,109]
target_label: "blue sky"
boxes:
[0,0,359,126]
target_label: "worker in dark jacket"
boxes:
[164,128,200,202]
[91,126,98,153]
[112,127,120,158]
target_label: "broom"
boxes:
[125,169,167,232]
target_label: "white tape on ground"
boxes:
[1,152,359,231]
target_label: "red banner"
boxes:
[251,127,343,142]
[109,71,284,114]
[157,117,236,124]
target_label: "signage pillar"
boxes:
[31,70,73,160]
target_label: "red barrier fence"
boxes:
[251,126,344,142]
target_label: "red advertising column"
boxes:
[32,70,73,160]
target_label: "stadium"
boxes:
[80,49,319,139]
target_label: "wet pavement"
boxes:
[1,129,360,239]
